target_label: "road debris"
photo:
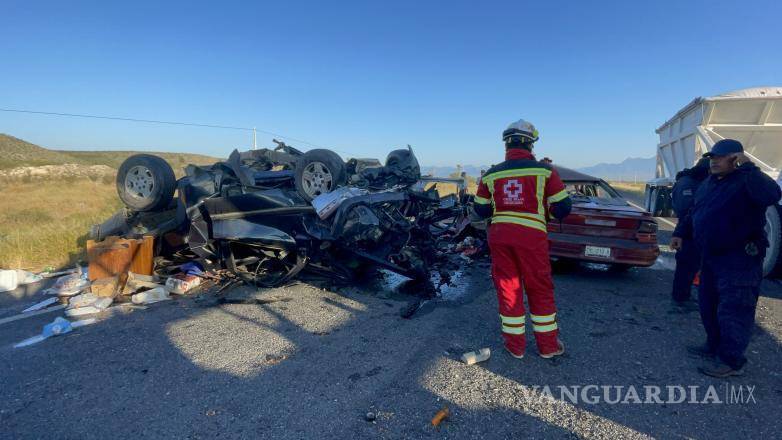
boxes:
[122,272,164,294]
[131,286,171,305]
[14,317,97,348]
[44,271,90,297]
[65,294,112,317]
[21,297,58,313]
[430,406,450,427]
[0,269,42,293]
[1,270,18,293]
[91,276,120,297]
[165,274,201,294]
[0,305,68,326]
[86,235,154,280]
[460,348,491,365]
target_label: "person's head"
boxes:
[503,119,539,151]
[704,139,743,178]
[691,157,710,180]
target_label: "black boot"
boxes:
[698,359,744,378]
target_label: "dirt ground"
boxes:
[1,248,781,439]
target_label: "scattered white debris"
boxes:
[22,297,58,313]
[0,270,19,293]
[65,296,112,317]
[461,348,491,365]
[132,287,171,305]
[165,274,201,294]
[44,272,90,297]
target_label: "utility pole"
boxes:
[253,127,257,150]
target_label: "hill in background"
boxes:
[1,133,656,182]
[0,134,79,169]
[0,133,219,172]
[576,157,656,182]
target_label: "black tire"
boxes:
[763,205,782,277]
[649,188,660,216]
[294,149,347,201]
[116,154,176,212]
[660,187,675,218]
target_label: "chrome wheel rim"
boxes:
[124,165,155,199]
[301,162,333,198]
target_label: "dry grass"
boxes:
[609,181,646,201]
[425,181,478,196]
[62,151,218,175]
[0,179,123,271]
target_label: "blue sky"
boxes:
[1,0,780,168]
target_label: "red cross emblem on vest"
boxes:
[502,179,523,204]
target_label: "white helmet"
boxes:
[502,119,539,144]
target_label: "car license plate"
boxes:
[585,218,616,227]
[584,246,611,258]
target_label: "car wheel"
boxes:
[116,154,176,212]
[763,205,782,277]
[294,149,347,201]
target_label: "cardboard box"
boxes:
[91,276,119,298]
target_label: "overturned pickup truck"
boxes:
[93,141,470,286]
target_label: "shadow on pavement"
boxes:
[1,259,781,439]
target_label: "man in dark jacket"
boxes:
[670,158,709,310]
[672,139,781,377]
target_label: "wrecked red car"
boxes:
[547,167,660,270]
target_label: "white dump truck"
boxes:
[645,87,782,276]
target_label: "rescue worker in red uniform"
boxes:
[474,119,572,359]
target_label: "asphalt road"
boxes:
[2,251,782,439]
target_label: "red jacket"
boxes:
[474,149,570,237]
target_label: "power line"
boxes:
[43,145,219,152]
[0,107,358,156]
[0,108,253,131]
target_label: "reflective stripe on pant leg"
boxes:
[532,322,558,333]
[531,312,557,333]
[500,314,526,334]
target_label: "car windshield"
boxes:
[565,180,622,201]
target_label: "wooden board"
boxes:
[87,236,154,281]
[130,236,154,276]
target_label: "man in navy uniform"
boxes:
[669,158,709,311]
[672,139,781,377]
